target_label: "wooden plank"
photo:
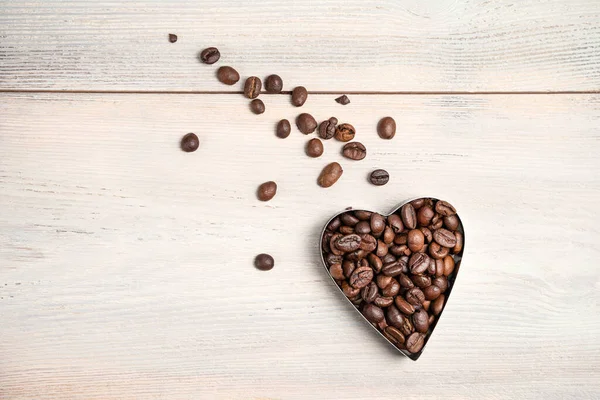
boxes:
[1,92,600,399]
[1,0,600,92]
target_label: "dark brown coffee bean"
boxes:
[443,255,455,276]
[339,225,355,235]
[264,74,283,93]
[354,210,372,221]
[406,332,425,353]
[405,287,425,306]
[318,162,343,188]
[382,253,396,265]
[361,282,378,303]
[436,200,457,216]
[200,47,220,64]
[217,66,240,85]
[386,306,404,328]
[254,253,274,271]
[444,214,460,231]
[322,231,332,253]
[367,253,383,273]
[329,263,344,280]
[427,257,436,275]
[257,181,277,201]
[432,294,445,315]
[359,234,377,252]
[325,253,343,266]
[420,227,433,244]
[342,142,366,161]
[384,326,405,347]
[327,217,341,232]
[401,203,417,229]
[395,296,415,315]
[423,285,441,300]
[422,300,431,311]
[382,260,404,277]
[318,117,338,140]
[387,214,404,233]
[335,234,361,252]
[346,249,368,262]
[382,279,400,297]
[369,169,389,186]
[370,213,386,235]
[383,226,395,244]
[296,113,317,134]
[355,221,371,234]
[391,244,410,257]
[394,232,408,245]
[433,276,448,293]
[374,296,394,308]
[362,304,384,323]
[429,242,450,260]
[276,119,291,138]
[335,95,351,105]
[342,260,355,278]
[417,206,435,226]
[398,273,414,289]
[305,138,324,158]
[169,34,178,43]
[335,123,356,142]
[291,86,308,107]
[433,228,457,248]
[377,116,396,139]
[340,213,360,226]
[408,229,425,252]
[342,281,360,298]
[244,76,262,99]
[431,215,444,230]
[434,259,444,277]
[411,198,425,209]
[412,309,429,333]
[180,133,199,152]
[349,266,373,289]
[250,99,265,114]
[428,314,435,325]
[453,231,464,254]
[376,240,388,257]
[411,275,432,289]
[399,256,410,273]
[409,253,430,275]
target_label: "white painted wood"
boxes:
[1,0,600,92]
[1,93,599,399]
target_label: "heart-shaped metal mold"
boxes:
[320,197,465,360]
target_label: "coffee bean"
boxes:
[296,113,318,134]
[335,95,351,105]
[398,273,414,289]
[408,229,425,252]
[200,47,220,64]
[254,253,274,271]
[394,232,408,245]
[411,198,426,209]
[430,215,443,230]
[168,34,178,43]
[444,214,460,231]
[257,181,277,201]
[264,74,283,93]
[411,275,432,289]
[318,117,338,140]
[395,296,415,315]
[417,206,435,226]
[384,326,405,347]
[342,260,356,278]
[336,234,362,253]
[370,213,386,235]
[306,138,324,158]
[429,242,450,260]
[398,313,415,336]
[386,215,402,234]
[433,276,448,293]
[401,203,417,229]
[180,133,199,152]
[433,228,457,248]
[325,253,343,266]
[382,260,404,277]
[346,249,368,262]
[318,162,343,188]
[432,294,445,316]
[423,285,441,300]
[339,225,354,235]
[327,217,342,232]
[329,263,345,280]
[383,226,395,244]
[369,169,389,186]
[249,99,265,114]
[382,253,396,265]
[361,282,378,303]
[427,257,436,275]
[453,231,464,254]
[412,309,429,333]
[386,305,405,329]
[354,210,372,221]
[420,227,433,244]
[422,300,431,311]
[435,200,457,216]
[443,255,455,276]
[355,221,371,234]
[377,117,396,139]
[342,142,367,161]
[406,332,425,353]
[405,287,425,306]
[359,234,377,252]
[217,66,240,85]
[367,253,383,273]
[374,296,394,308]
[382,279,400,297]
[375,240,388,257]
[244,76,262,99]
[342,281,360,298]
[340,213,360,226]
[376,274,392,289]
[276,119,291,138]
[409,253,430,275]
[291,86,308,107]
[335,123,356,142]
[362,304,384,323]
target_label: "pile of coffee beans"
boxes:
[321,198,464,355]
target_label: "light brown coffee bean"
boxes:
[318,162,343,188]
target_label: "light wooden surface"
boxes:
[2,1,600,399]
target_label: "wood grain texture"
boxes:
[1,0,600,92]
[1,93,600,399]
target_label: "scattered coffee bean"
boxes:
[257,181,277,201]
[291,86,308,107]
[306,138,324,158]
[369,169,389,186]
[342,142,366,161]
[264,74,283,93]
[276,119,291,138]
[318,162,343,188]
[217,66,240,85]
[377,117,396,139]
[296,113,318,134]
[180,133,199,152]
[318,117,338,140]
[335,95,351,105]
[244,76,262,99]
[249,99,265,114]
[169,34,178,43]
[335,123,356,142]
[255,253,274,271]
[200,47,220,64]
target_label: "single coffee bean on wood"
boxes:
[249,99,265,114]
[335,95,351,105]
[296,113,318,134]
[342,142,367,160]
[318,117,338,140]
[377,117,396,139]
[200,47,220,64]
[369,169,389,186]
[217,66,240,85]
[254,253,274,271]
[264,74,283,93]
[244,76,262,99]
[276,119,291,138]
[306,138,324,158]
[180,133,199,152]
[318,162,343,188]
[335,123,356,142]
[257,181,277,201]
[291,86,308,107]
[168,34,178,43]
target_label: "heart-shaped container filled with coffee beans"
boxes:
[320,197,465,360]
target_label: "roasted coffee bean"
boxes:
[318,162,343,188]
[409,253,430,275]
[428,314,435,325]
[453,231,464,254]
[382,253,396,264]
[394,232,408,245]
[399,256,410,273]
[217,66,240,85]
[433,276,448,293]
[395,296,415,315]
[180,133,199,152]
[342,281,360,298]
[398,313,415,336]
[264,74,283,93]
[318,117,338,140]
[342,142,366,160]
[361,282,379,303]
[412,309,429,333]
[429,242,450,260]
[398,273,414,289]
[369,169,389,186]
[376,240,388,257]
[436,200,457,216]
[354,210,372,221]
[433,228,457,248]
[383,226,395,244]
[384,326,405,347]
[405,287,425,306]
[376,274,393,289]
[335,95,351,105]
[296,113,317,134]
[443,255,455,276]
[325,253,343,266]
[347,249,367,262]
[367,253,383,273]
[335,234,361,252]
[327,217,341,232]
[412,275,432,289]
[391,244,410,257]
[411,198,425,209]
[427,257,436,275]
[433,259,444,277]
[335,123,356,142]
[340,213,360,226]
[257,181,277,201]
[374,296,394,308]
[444,214,460,231]
[200,47,220,64]
[291,86,308,107]
[420,227,433,244]
[362,304,384,323]
[169,33,178,43]
[432,294,445,315]
[422,300,431,311]
[401,203,417,229]
[306,138,324,158]
[386,306,404,328]
[406,332,425,353]
[408,229,425,252]
[254,253,274,271]
[341,260,356,278]
[250,99,265,114]
[244,76,262,99]
[275,119,291,138]
[322,231,332,253]
[358,234,376,252]
[339,226,354,235]
[377,116,396,139]
[382,260,405,277]
[423,284,441,300]
[329,263,345,280]
[388,214,404,233]
[430,215,444,230]
[417,206,435,226]
[370,213,386,235]
[329,233,344,256]
[349,266,374,289]
[355,221,371,234]
[382,279,400,297]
